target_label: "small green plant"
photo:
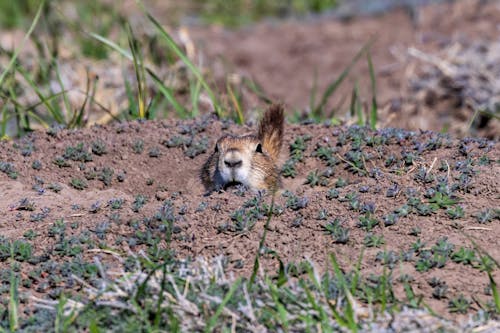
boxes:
[16,198,35,211]
[305,169,328,187]
[148,147,161,158]
[475,255,496,272]
[0,161,18,179]
[316,208,329,220]
[357,213,379,231]
[109,198,124,210]
[12,240,32,262]
[363,233,385,248]
[322,219,350,244]
[53,156,70,168]
[411,239,425,253]
[409,227,421,237]
[31,160,42,170]
[48,182,63,193]
[284,192,308,211]
[64,143,93,162]
[452,247,477,265]
[91,140,107,155]
[428,192,457,209]
[48,219,66,238]
[326,188,339,200]
[281,159,297,178]
[70,178,88,190]
[335,177,348,188]
[313,144,338,166]
[382,213,398,226]
[432,284,448,300]
[448,294,470,314]
[282,135,312,178]
[132,139,144,154]
[98,167,114,186]
[474,209,499,224]
[230,209,256,234]
[446,205,464,219]
[132,195,147,212]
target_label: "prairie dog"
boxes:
[201,103,284,193]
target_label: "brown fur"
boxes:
[200,103,285,193]
[258,103,284,161]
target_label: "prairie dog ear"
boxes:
[255,143,263,153]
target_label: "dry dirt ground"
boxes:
[0,115,498,320]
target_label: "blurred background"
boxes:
[0,0,498,138]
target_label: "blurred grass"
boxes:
[0,0,382,138]
[0,0,41,29]
[192,0,339,27]
[0,0,339,30]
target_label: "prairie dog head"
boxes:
[215,134,263,187]
[200,103,284,193]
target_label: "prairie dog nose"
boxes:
[224,158,242,168]
[224,149,243,169]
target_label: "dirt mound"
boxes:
[0,116,498,319]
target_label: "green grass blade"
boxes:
[8,79,31,132]
[1,90,66,130]
[70,70,94,127]
[314,40,373,118]
[268,280,289,329]
[88,32,133,61]
[250,195,275,288]
[488,272,500,312]
[242,77,272,104]
[329,253,358,332]
[349,83,364,126]
[93,29,188,118]
[89,319,101,333]
[127,25,147,119]
[124,73,138,117]
[190,76,202,117]
[465,108,500,133]
[147,69,187,118]
[1,100,10,139]
[26,110,50,129]
[9,273,19,331]
[17,66,65,124]
[146,92,162,120]
[300,279,334,332]
[54,60,72,122]
[204,277,242,333]
[367,49,378,129]
[153,264,168,330]
[227,80,244,124]
[91,25,206,119]
[380,265,389,312]
[0,0,45,87]
[350,248,364,294]
[146,13,222,117]
[1,89,69,114]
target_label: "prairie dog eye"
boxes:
[255,143,263,153]
[214,144,219,153]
